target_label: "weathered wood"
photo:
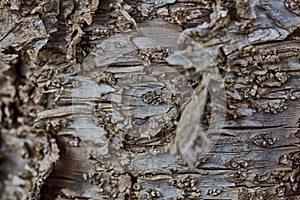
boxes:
[1,0,300,200]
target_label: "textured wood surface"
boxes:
[1,0,300,199]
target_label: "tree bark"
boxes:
[1,0,300,199]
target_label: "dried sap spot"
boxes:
[254,171,278,184]
[207,188,222,196]
[108,3,137,33]
[147,189,161,198]
[225,158,249,170]
[279,151,300,168]
[165,6,211,28]
[168,177,201,199]
[238,188,253,200]
[92,109,120,140]
[68,136,80,147]
[90,71,117,85]
[253,133,277,148]
[255,99,288,114]
[255,189,269,200]
[138,47,170,63]
[227,171,248,183]
[141,90,175,105]
[285,0,300,15]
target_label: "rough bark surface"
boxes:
[1,0,300,200]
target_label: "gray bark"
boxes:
[1,0,300,199]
